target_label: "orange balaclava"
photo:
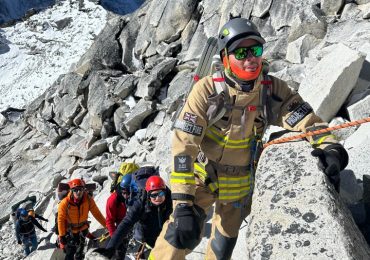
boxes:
[222,49,262,81]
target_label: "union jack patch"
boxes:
[183,112,197,124]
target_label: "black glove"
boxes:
[17,240,22,245]
[312,144,348,192]
[59,235,67,246]
[93,248,114,258]
[311,144,348,176]
[166,203,206,250]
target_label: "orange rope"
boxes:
[263,117,370,148]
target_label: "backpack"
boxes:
[109,162,139,193]
[11,195,37,224]
[131,166,160,190]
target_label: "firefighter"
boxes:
[149,18,348,260]
[57,178,106,260]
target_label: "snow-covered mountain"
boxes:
[0,0,144,112]
[0,0,54,25]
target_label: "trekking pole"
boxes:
[135,242,146,260]
[263,117,370,149]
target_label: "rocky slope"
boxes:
[1,0,370,259]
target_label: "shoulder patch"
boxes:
[173,119,203,136]
[285,102,313,127]
[174,155,191,173]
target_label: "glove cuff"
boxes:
[172,193,194,202]
[324,144,349,170]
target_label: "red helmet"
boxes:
[68,178,85,189]
[145,176,165,192]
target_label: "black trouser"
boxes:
[113,236,130,260]
[65,229,88,260]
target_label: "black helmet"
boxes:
[218,18,265,54]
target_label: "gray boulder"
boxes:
[82,73,115,135]
[252,0,273,18]
[347,95,370,121]
[288,5,327,43]
[135,58,177,98]
[74,17,125,76]
[286,34,320,64]
[246,139,370,259]
[357,0,370,4]
[344,123,370,181]
[119,14,144,72]
[113,74,138,100]
[321,0,345,16]
[123,99,156,136]
[299,43,365,121]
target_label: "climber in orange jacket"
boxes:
[57,178,106,260]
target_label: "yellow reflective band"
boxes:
[194,163,206,175]
[170,172,195,185]
[148,253,155,260]
[219,186,251,192]
[218,191,250,200]
[218,175,252,200]
[171,172,194,177]
[219,183,251,188]
[206,128,251,148]
[311,134,336,146]
[208,182,219,192]
[208,127,251,143]
[205,131,251,149]
[219,194,249,200]
[219,176,250,183]
[218,177,250,183]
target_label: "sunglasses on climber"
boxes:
[121,189,130,195]
[149,190,166,199]
[72,187,84,193]
[231,44,263,60]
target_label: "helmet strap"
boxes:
[223,48,232,75]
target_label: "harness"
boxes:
[18,218,36,237]
[195,67,273,208]
[65,194,90,234]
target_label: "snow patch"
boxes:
[0,0,108,112]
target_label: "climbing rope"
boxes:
[263,117,370,148]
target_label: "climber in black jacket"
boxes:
[15,208,47,256]
[95,176,172,259]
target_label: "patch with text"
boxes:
[174,119,203,136]
[285,102,313,127]
[174,155,191,173]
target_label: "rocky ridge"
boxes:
[1,0,370,259]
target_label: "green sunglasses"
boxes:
[231,45,263,60]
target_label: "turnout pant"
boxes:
[149,178,251,260]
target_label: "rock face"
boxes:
[246,139,370,259]
[1,0,370,259]
[299,44,365,122]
